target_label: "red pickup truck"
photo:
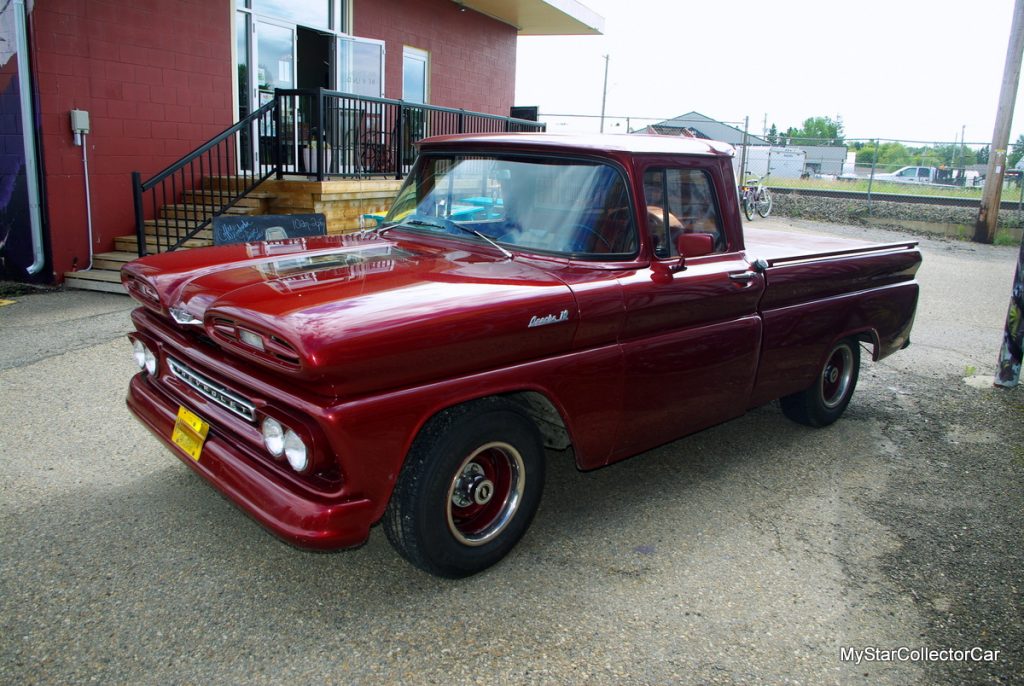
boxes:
[123,133,920,577]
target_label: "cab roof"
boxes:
[417,132,736,158]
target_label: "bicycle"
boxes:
[740,175,773,220]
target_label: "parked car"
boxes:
[123,133,921,577]
[875,165,939,184]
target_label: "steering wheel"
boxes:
[571,223,613,252]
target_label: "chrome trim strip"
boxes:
[167,357,257,422]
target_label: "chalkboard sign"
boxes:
[212,213,327,245]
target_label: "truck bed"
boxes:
[743,227,918,265]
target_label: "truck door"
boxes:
[612,162,765,460]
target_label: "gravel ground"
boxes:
[0,220,1021,685]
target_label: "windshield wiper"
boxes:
[377,218,439,236]
[450,223,513,260]
[377,216,513,260]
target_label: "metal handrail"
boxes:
[132,101,279,256]
[139,100,277,192]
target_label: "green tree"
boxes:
[977,145,990,164]
[1009,134,1024,169]
[766,123,778,145]
[784,116,845,146]
[856,141,911,170]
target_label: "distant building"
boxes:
[790,145,847,176]
[640,112,850,177]
[638,112,769,147]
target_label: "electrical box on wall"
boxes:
[70,109,90,134]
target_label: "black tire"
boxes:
[743,195,755,221]
[780,338,861,427]
[383,398,545,578]
[756,188,773,217]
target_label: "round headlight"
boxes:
[144,347,158,375]
[132,340,147,369]
[283,430,308,472]
[262,417,285,457]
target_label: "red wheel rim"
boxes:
[447,442,525,547]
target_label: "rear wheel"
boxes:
[756,187,773,217]
[780,338,861,427]
[383,399,545,578]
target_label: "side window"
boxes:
[643,168,724,258]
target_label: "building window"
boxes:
[339,36,384,97]
[402,47,429,104]
[251,0,331,32]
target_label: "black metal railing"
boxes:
[131,100,278,256]
[132,89,545,256]
[274,89,546,181]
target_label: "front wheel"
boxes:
[743,193,756,221]
[756,188,773,217]
[780,338,861,427]
[383,399,545,578]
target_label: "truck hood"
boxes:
[123,234,579,396]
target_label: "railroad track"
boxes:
[767,186,1024,211]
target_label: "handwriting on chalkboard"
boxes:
[213,213,327,245]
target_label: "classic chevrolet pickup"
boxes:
[123,133,921,577]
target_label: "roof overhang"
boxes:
[455,0,604,35]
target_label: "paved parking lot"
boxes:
[1,219,1021,684]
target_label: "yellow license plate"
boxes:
[171,406,210,461]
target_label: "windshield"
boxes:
[384,154,638,259]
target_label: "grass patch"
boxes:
[994,232,1021,247]
[769,177,990,200]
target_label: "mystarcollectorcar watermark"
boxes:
[840,646,1000,665]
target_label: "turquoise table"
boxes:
[362,205,484,228]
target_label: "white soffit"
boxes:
[458,0,604,35]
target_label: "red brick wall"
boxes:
[353,0,517,116]
[29,0,232,280]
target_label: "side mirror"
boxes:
[677,233,714,258]
[668,233,714,272]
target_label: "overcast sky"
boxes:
[515,0,1024,146]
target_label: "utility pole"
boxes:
[974,0,1024,243]
[599,54,609,134]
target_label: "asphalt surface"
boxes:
[1,219,1021,685]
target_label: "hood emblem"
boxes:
[528,309,570,328]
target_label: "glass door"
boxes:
[255,20,297,171]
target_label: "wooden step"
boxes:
[160,204,257,220]
[182,190,272,209]
[144,225,212,240]
[63,268,127,294]
[203,176,274,192]
[92,251,138,270]
[115,235,212,253]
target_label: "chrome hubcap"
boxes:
[446,442,525,547]
[821,344,854,409]
[451,462,495,507]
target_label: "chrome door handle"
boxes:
[729,271,757,282]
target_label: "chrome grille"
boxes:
[167,357,257,422]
